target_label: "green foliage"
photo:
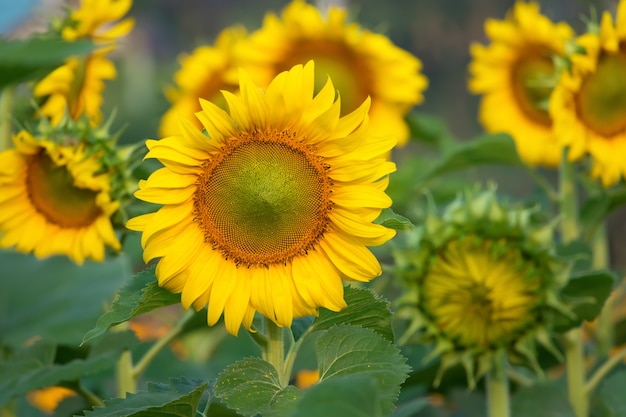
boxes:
[0,38,94,89]
[406,112,453,149]
[557,270,617,330]
[310,286,395,342]
[375,208,414,230]
[82,378,208,417]
[595,369,626,417]
[82,266,181,344]
[511,381,574,417]
[0,251,131,347]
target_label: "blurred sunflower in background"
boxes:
[395,188,571,386]
[127,62,397,335]
[235,0,428,146]
[159,27,246,137]
[469,1,574,167]
[551,0,626,186]
[0,123,122,264]
[33,0,134,126]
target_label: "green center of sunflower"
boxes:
[577,50,626,137]
[26,151,102,228]
[421,238,541,348]
[277,40,370,114]
[511,52,555,126]
[194,132,332,267]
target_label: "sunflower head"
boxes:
[0,116,131,264]
[235,0,428,146]
[550,0,626,186]
[395,187,571,387]
[468,1,574,167]
[127,61,397,335]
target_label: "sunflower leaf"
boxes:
[0,341,116,407]
[375,208,414,230]
[406,111,454,149]
[310,287,394,342]
[316,325,411,415]
[511,380,574,417]
[595,368,626,417]
[81,266,181,345]
[214,357,303,417]
[81,377,208,417]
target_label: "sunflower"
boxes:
[159,27,246,137]
[0,130,121,264]
[551,0,626,186]
[235,0,427,146]
[395,188,570,386]
[127,62,397,335]
[469,2,574,167]
[33,0,134,126]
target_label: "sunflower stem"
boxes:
[262,318,289,388]
[131,309,195,382]
[592,224,613,357]
[585,344,626,395]
[116,349,135,398]
[0,86,14,152]
[486,355,511,417]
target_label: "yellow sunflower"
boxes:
[33,0,134,126]
[235,0,427,146]
[551,0,626,186]
[0,130,121,264]
[159,27,246,137]
[127,62,397,335]
[469,1,574,167]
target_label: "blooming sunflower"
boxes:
[159,27,246,137]
[469,2,574,167]
[33,0,134,126]
[235,0,427,146]
[127,62,397,335]
[0,129,121,264]
[395,188,570,386]
[551,0,626,186]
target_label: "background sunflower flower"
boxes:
[550,0,626,186]
[127,61,397,335]
[33,0,134,126]
[469,1,574,167]
[395,188,571,387]
[234,0,428,146]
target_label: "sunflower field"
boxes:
[2,1,626,416]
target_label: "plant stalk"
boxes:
[592,224,613,357]
[0,86,14,152]
[486,355,511,417]
[262,318,289,387]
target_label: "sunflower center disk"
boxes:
[511,53,555,126]
[196,139,331,267]
[26,152,102,228]
[577,51,626,137]
[422,239,540,348]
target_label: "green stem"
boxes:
[262,318,288,387]
[592,224,613,356]
[585,345,626,395]
[76,383,105,407]
[131,309,196,380]
[486,355,511,417]
[116,349,134,398]
[559,151,579,243]
[0,86,14,152]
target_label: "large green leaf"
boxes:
[289,374,383,417]
[595,369,626,417]
[82,377,208,417]
[511,381,574,417]
[82,266,181,345]
[214,357,302,417]
[0,37,94,89]
[316,325,411,415]
[405,112,454,149]
[0,341,117,407]
[0,251,131,347]
[579,186,626,239]
[562,270,616,322]
[310,287,395,342]
[416,133,523,186]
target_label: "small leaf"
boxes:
[82,378,208,417]
[406,112,452,148]
[375,208,414,230]
[511,381,574,417]
[580,186,626,237]
[556,240,592,272]
[289,374,383,417]
[214,357,300,417]
[316,325,411,415]
[416,133,523,185]
[311,287,394,342]
[291,316,315,342]
[561,270,616,322]
[0,38,94,88]
[81,266,181,345]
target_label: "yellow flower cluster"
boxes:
[469,0,626,186]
